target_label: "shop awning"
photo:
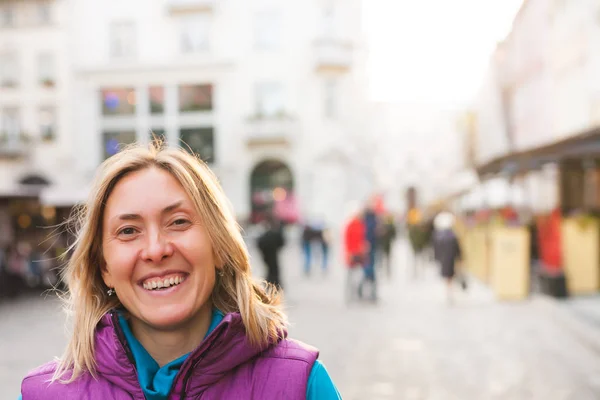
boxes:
[40,185,90,207]
[0,183,43,199]
[477,125,600,177]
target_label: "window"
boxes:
[180,128,214,163]
[101,88,136,116]
[255,83,284,118]
[320,6,335,38]
[37,2,51,24]
[110,22,136,59]
[0,5,13,28]
[181,16,210,53]
[39,107,55,141]
[324,79,337,118]
[0,53,18,88]
[38,53,55,87]
[179,84,213,112]
[254,11,281,50]
[149,86,164,114]
[1,108,20,143]
[103,131,136,160]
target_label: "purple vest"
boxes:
[21,312,318,399]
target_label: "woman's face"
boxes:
[101,167,216,331]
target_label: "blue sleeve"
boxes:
[306,360,342,400]
[18,395,22,400]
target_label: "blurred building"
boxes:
[459,0,600,216]
[1,0,371,245]
[0,0,75,247]
[368,102,466,213]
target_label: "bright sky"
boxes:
[364,0,523,106]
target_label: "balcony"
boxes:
[167,0,215,14]
[244,115,296,147]
[314,39,352,73]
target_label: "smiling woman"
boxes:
[19,142,341,399]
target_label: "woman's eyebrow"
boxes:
[113,200,186,221]
[162,200,185,214]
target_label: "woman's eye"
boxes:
[118,227,137,236]
[173,219,189,226]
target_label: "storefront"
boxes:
[474,126,600,297]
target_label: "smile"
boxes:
[142,273,188,291]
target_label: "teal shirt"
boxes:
[117,309,341,400]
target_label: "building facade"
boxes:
[67,0,369,226]
[1,0,371,245]
[463,0,600,215]
[0,0,74,247]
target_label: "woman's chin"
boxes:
[139,303,210,331]
[139,307,195,330]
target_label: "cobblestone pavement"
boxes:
[2,239,600,399]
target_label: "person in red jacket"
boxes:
[343,206,368,303]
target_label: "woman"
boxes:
[433,211,463,304]
[343,206,367,303]
[20,142,340,399]
[257,216,285,289]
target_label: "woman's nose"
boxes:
[142,230,174,263]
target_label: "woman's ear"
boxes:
[100,260,112,288]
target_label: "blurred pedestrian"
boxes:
[257,216,286,290]
[20,142,341,399]
[6,243,28,295]
[362,200,379,302]
[343,206,367,303]
[301,222,315,276]
[377,213,397,278]
[407,219,429,279]
[433,212,463,304]
[313,217,331,275]
[319,227,331,273]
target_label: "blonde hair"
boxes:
[53,141,286,383]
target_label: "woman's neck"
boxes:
[129,303,213,367]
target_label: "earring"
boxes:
[107,288,115,296]
[217,268,224,277]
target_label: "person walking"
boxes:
[377,213,397,278]
[301,222,315,276]
[343,207,367,303]
[20,142,341,399]
[257,216,286,290]
[315,219,331,275]
[362,202,379,302]
[433,211,463,305]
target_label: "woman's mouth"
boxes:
[141,273,188,291]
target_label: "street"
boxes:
[2,239,600,400]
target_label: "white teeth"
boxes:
[143,276,185,291]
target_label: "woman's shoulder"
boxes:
[21,360,130,398]
[22,360,59,382]
[261,337,319,366]
[20,361,65,398]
